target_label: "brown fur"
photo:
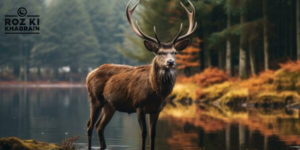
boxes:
[86,58,176,114]
[86,1,195,149]
[86,57,176,150]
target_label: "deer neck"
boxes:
[149,58,176,98]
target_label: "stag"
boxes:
[86,0,197,149]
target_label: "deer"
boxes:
[86,0,197,150]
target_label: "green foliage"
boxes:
[208,19,263,48]
[119,0,195,63]
[32,0,100,71]
[0,0,135,81]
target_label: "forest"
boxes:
[0,0,299,82]
[0,0,134,82]
[1,1,300,149]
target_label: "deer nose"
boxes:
[167,60,175,66]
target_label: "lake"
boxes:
[0,87,300,150]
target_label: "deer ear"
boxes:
[175,39,190,51]
[144,40,159,53]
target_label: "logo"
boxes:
[17,7,27,17]
[4,7,40,34]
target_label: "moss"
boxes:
[199,82,232,102]
[169,83,199,101]
[255,91,299,106]
[160,102,198,118]
[274,69,300,92]
[218,89,249,106]
[0,137,59,150]
[0,137,31,150]
[173,62,300,106]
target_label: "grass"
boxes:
[169,83,199,101]
[255,91,299,106]
[60,136,80,150]
[0,136,79,150]
[218,88,249,106]
[170,60,300,107]
[197,82,232,102]
[0,137,59,150]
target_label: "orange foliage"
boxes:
[279,60,300,72]
[239,70,275,93]
[176,38,201,69]
[180,68,229,87]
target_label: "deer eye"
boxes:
[158,52,167,55]
[171,52,177,55]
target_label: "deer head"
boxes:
[126,0,197,69]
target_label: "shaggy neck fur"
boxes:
[149,58,176,98]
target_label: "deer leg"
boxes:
[87,102,102,150]
[149,112,159,150]
[96,104,115,150]
[137,108,147,150]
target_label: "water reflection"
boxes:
[161,103,300,150]
[0,88,300,150]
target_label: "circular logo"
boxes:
[17,7,27,17]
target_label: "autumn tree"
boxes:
[176,38,201,76]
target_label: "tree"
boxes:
[176,38,201,76]
[32,0,100,81]
[249,38,256,75]
[263,0,269,70]
[239,10,247,79]
[297,0,300,60]
[84,0,130,65]
[120,0,181,63]
[0,0,43,81]
[120,0,200,64]
[226,8,232,76]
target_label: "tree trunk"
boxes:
[249,41,256,75]
[225,124,231,150]
[226,10,232,76]
[199,22,205,71]
[204,48,212,68]
[184,67,191,77]
[13,65,20,78]
[239,123,245,150]
[263,0,269,70]
[239,13,247,79]
[69,66,77,83]
[54,67,59,81]
[264,136,268,150]
[37,66,42,79]
[24,65,27,82]
[218,49,224,70]
[297,0,300,60]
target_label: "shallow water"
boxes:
[0,88,300,150]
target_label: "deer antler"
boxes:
[126,0,196,45]
[172,0,197,43]
[126,0,160,44]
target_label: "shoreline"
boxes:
[0,82,86,88]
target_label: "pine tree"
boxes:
[0,0,43,80]
[32,0,100,73]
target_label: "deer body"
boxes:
[86,0,196,150]
[87,62,175,114]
